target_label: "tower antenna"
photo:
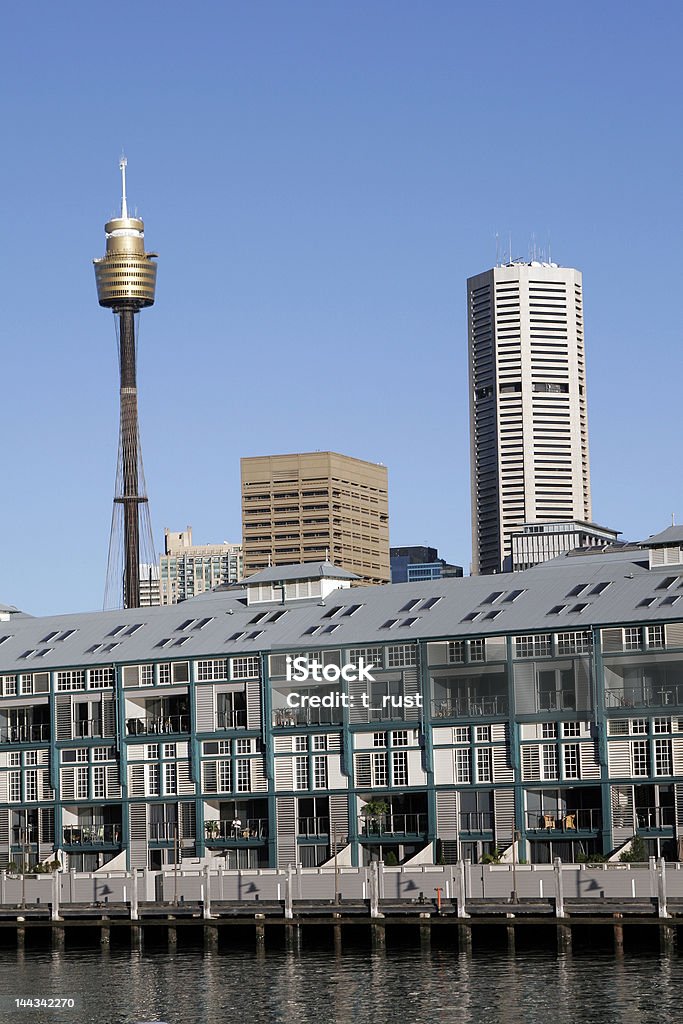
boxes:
[119,154,128,218]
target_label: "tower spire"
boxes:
[119,155,128,218]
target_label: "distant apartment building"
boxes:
[139,564,160,608]
[509,520,621,571]
[390,546,463,584]
[241,452,390,585]
[159,527,243,605]
[468,262,592,575]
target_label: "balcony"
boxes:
[525,809,602,833]
[538,692,576,712]
[459,812,494,833]
[273,707,343,728]
[62,825,121,847]
[74,720,103,739]
[605,685,683,709]
[431,697,509,719]
[297,816,330,837]
[217,709,248,730]
[0,724,51,743]
[358,813,428,838]
[204,819,268,842]
[636,806,675,831]
[126,715,190,736]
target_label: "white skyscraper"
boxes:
[467,261,591,575]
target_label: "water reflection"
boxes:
[0,946,681,1024]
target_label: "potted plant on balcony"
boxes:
[205,820,220,841]
[361,799,389,836]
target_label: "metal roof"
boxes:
[240,562,360,584]
[639,525,683,547]
[1,550,683,673]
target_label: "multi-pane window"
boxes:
[163,743,176,758]
[654,739,672,776]
[475,725,491,743]
[2,675,17,696]
[476,748,492,783]
[158,663,171,686]
[57,670,85,691]
[313,756,328,789]
[89,667,115,688]
[25,770,38,801]
[312,735,327,751]
[146,744,160,759]
[25,750,38,766]
[448,641,465,664]
[93,766,106,799]
[146,763,160,796]
[562,721,581,738]
[164,762,178,795]
[469,639,485,663]
[542,722,557,739]
[455,747,471,783]
[624,627,642,651]
[218,761,231,792]
[647,626,665,649]
[231,656,259,680]
[631,719,647,735]
[76,766,89,799]
[653,717,671,734]
[236,759,251,792]
[556,631,591,655]
[372,752,387,787]
[392,731,408,747]
[93,746,112,761]
[373,733,385,747]
[542,744,558,780]
[236,739,252,755]
[515,635,551,658]
[139,664,153,687]
[197,659,228,681]
[563,744,579,780]
[294,756,308,790]
[19,674,33,695]
[8,771,21,801]
[9,752,20,767]
[454,726,470,743]
[392,751,408,786]
[387,644,417,668]
[631,740,649,777]
[349,647,383,668]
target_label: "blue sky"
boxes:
[2,1,682,615]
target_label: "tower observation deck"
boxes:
[94,158,158,609]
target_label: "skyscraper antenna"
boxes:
[119,155,128,219]
[495,232,500,266]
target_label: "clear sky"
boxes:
[2,1,682,615]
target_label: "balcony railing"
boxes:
[459,812,494,833]
[538,692,577,711]
[0,724,51,743]
[149,822,177,841]
[74,720,103,738]
[273,707,343,728]
[358,813,427,837]
[205,819,268,841]
[525,809,602,832]
[431,697,509,719]
[126,714,190,736]
[297,816,330,837]
[605,686,683,709]
[217,709,248,730]
[62,824,121,846]
[636,806,675,830]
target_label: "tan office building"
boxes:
[241,452,390,585]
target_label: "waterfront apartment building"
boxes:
[241,452,390,585]
[509,520,621,572]
[2,526,683,873]
[159,528,243,605]
[468,262,592,575]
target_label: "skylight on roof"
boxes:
[42,631,61,643]
[322,606,343,619]
[227,631,247,643]
[638,597,657,608]
[656,577,678,591]
[400,599,421,613]
[548,605,568,615]
[590,582,611,596]
[660,595,680,606]
[247,630,264,640]
[481,591,504,605]
[461,612,480,623]
[268,610,288,623]
[566,584,588,598]
[484,609,503,620]
[400,617,419,627]
[249,612,268,624]
[342,604,363,616]
[504,589,525,603]
[381,619,399,629]
[0,635,13,646]
[421,596,443,611]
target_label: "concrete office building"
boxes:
[159,528,243,605]
[468,262,592,575]
[509,520,621,572]
[2,526,683,872]
[241,452,390,585]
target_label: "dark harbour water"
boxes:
[1,943,682,1024]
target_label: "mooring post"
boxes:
[131,870,139,921]
[457,859,470,918]
[203,864,212,919]
[51,868,60,921]
[553,857,565,918]
[370,861,380,918]
[285,864,293,920]
[557,923,572,955]
[657,857,669,919]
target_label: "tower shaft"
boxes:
[115,308,145,608]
